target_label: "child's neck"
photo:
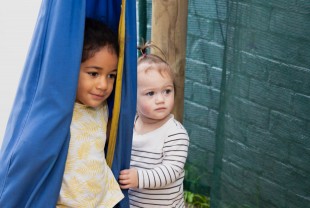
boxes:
[135,115,171,135]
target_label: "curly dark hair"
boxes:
[81,18,119,62]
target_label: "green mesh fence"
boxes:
[138,0,310,207]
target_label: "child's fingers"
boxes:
[119,169,129,175]
[119,179,128,185]
[119,179,126,185]
[118,173,128,180]
[119,174,130,184]
[120,182,134,189]
[119,178,132,189]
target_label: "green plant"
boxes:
[184,190,210,208]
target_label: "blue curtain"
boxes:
[0,0,136,207]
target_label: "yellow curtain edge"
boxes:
[106,0,126,167]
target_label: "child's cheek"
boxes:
[140,101,152,115]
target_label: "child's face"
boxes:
[137,64,174,123]
[76,47,118,108]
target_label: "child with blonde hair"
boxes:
[119,43,189,207]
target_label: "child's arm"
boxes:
[119,127,189,189]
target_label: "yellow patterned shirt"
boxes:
[57,102,124,208]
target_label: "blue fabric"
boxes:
[111,1,137,207]
[0,0,136,207]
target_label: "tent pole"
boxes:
[151,0,188,122]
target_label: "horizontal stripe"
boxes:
[168,132,188,137]
[132,149,162,155]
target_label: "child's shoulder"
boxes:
[165,115,189,137]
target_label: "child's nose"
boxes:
[96,77,108,90]
[155,93,165,103]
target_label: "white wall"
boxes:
[0,1,41,146]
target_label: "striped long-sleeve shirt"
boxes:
[129,115,189,208]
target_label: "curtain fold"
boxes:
[0,0,136,207]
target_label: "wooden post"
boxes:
[151,0,188,122]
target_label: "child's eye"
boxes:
[88,72,99,77]
[108,74,117,79]
[163,89,173,95]
[146,91,155,96]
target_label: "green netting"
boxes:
[137,0,310,207]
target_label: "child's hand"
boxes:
[119,168,138,189]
